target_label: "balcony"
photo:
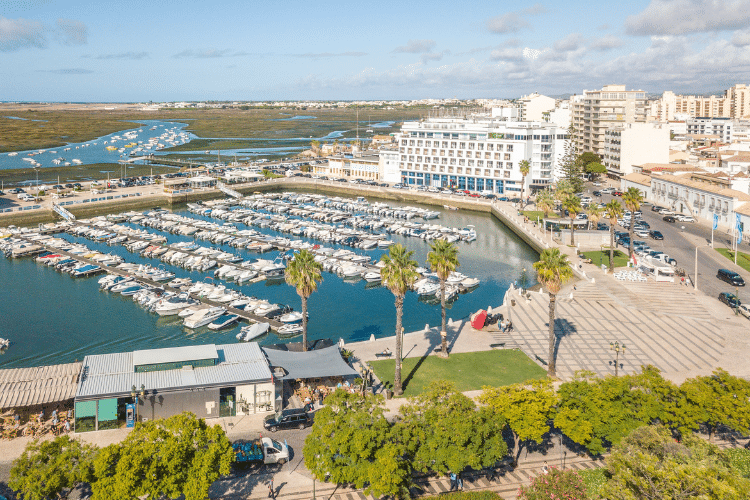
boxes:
[668,193,678,200]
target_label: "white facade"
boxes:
[491,107,519,120]
[686,117,733,142]
[544,100,571,128]
[326,154,380,179]
[516,93,556,122]
[379,149,401,183]
[603,122,670,177]
[397,117,568,193]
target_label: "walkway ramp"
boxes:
[52,203,76,221]
[217,182,242,199]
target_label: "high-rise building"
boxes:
[397,115,569,194]
[649,84,750,121]
[571,84,648,157]
[727,84,750,119]
[515,93,556,122]
[603,122,670,177]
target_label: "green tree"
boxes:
[622,187,644,259]
[303,390,409,498]
[559,127,584,193]
[427,239,460,357]
[285,248,323,352]
[602,425,750,500]
[533,248,574,378]
[92,413,234,500]
[518,468,590,500]
[396,381,507,476]
[680,368,750,441]
[380,244,419,395]
[577,152,601,169]
[563,195,582,246]
[518,159,531,208]
[585,162,607,180]
[535,188,555,218]
[10,436,97,500]
[630,365,701,438]
[554,179,574,217]
[605,200,623,273]
[478,379,557,464]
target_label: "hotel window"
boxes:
[487,144,494,151]
[408,148,412,153]
[504,171,511,178]
[432,149,437,155]
[477,160,483,167]
[468,143,475,149]
[425,141,431,147]
[417,156,422,162]
[409,140,415,146]
[459,159,465,166]
[507,145,513,152]
[475,152,481,158]
[484,169,490,176]
[439,150,445,156]
[506,162,513,169]
[504,153,511,160]
[401,140,407,146]
[433,156,439,164]
[478,143,484,150]
[487,161,493,167]
[457,167,463,173]
[494,170,501,177]
[468,160,474,166]
[442,141,448,148]
[459,142,466,149]
[457,151,463,158]
[448,150,454,157]
[442,158,448,165]
[451,142,457,148]
[497,144,503,151]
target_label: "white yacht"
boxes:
[183,306,226,329]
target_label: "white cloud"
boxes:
[392,39,436,54]
[589,35,624,51]
[173,49,246,58]
[732,29,750,46]
[625,0,750,35]
[487,5,546,35]
[554,33,583,52]
[421,50,450,63]
[0,17,46,51]
[55,18,87,45]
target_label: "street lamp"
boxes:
[609,341,626,376]
[131,384,146,422]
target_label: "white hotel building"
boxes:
[397,117,568,194]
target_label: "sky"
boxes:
[1,0,750,102]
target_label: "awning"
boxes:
[0,362,82,409]
[261,345,358,380]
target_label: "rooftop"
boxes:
[658,173,750,201]
[622,173,652,186]
[0,362,82,409]
[132,344,218,369]
[76,343,272,400]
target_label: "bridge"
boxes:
[217,182,243,199]
[52,203,75,221]
[121,155,205,169]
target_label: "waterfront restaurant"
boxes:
[74,343,275,432]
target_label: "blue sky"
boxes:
[1,0,749,101]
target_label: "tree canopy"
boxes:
[396,381,507,476]
[91,412,234,500]
[602,425,750,500]
[680,368,750,441]
[518,468,590,500]
[10,436,97,500]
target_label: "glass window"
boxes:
[458,176,466,189]
[507,145,513,152]
[468,177,475,190]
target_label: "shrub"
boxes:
[518,467,590,500]
[578,468,607,498]
[422,493,503,500]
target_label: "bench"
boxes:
[375,351,392,358]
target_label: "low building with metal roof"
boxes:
[74,343,275,432]
[0,362,82,411]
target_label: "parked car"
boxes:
[717,269,745,286]
[592,191,602,197]
[719,292,742,308]
[738,304,750,319]
[663,215,676,223]
[612,190,623,196]
[264,408,311,432]
[658,208,675,215]
[601,187,614,194]
[649,230,664,240]
[676,215,696,222]
[651,205,666,212]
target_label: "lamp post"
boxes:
[131,384,146,422]
[609,341,626,376]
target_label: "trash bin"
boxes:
[385,389,393,400]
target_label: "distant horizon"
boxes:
[3,0,749,101]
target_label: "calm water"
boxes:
[0,196,538,368]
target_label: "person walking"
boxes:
[457,472,464,490]
[267,478,275,498]
[449,471,457,491]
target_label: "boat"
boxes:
[277,323,303,337]
[460,277,480,289]
[152,294,198,316]
[279,311,304,324]
[254,303,281,318]
[416,282,440,296]
[119,285,144,296]
[0,338,9,349]
[183,306,226,329]
[207,313,241,330]
[444,205,458,211]
[178,304,209,318]
[237,322,270,342]
[362,271,381,283]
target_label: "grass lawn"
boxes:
[522,210,558,220]
[716,248,750,273]
[368,350,546,398]
[581,249,628,269]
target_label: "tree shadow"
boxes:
[552,318,577,367]
[402,355,429,392]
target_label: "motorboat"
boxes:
[0,338,9,349]
[416,282,440,296]
[119,285,144,296]
[437,285,459,301]
[183,306,226,329]
[362,271,381,283]
[279,311,304,324]
[236,270,258,284]
[277,323,303,337]
[461,277,480,289]
[178,304,209,318]
[152,294,199,316]
[254,303,281,318]
[207,313,241,330]
[237,322,270,342]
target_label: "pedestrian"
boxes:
[267,478,275,498]
[542,461,549,474]
[457,472,464,490]
[449,471,457,491]
[64,420,70,433]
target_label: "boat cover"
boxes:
[471,310,487,330]
[261,345,358,380]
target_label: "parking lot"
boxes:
[584,181,750,306]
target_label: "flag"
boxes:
[737,214,744,244]
[713,214,718,230]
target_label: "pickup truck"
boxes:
[232,437,290,465]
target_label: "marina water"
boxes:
[0,196,538,368]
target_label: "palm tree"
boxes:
[381,244,419,395]
[586,204,603,231]
[554,179,574,217]
[605,200,623,273]
[536,189,555,218]
[284,249,323,352]
[519,159,531,209]
[563,195,582,246]
[622,188,644,259]
[533,248,574,378]
[427,239,460,357]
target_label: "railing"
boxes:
[52,203,75,221]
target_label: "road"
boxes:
[585,181,750,305]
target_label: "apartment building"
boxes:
[397,116,568,193]
[603,122,670,177]
[571,85,648,157]
[515,93,556,122]
[649,84,750,121]
[686,117,733,142]
[728,84,750,119]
